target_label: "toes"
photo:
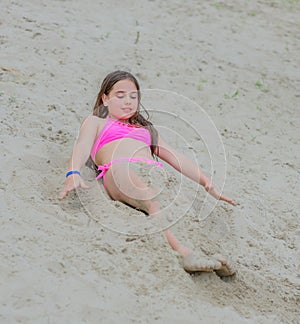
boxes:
[189,259,221,272]
[203,259,222,270]
[215,267,236,277]
[183,253,222,272]
[212,253,228,265]
[212,254,236,277]
[182,253,236,276]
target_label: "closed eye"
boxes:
[130,93,137,99]
[115,91,138,99]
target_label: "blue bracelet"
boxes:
[66,170,81,178]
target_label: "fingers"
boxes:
[59,183,76,200]
[207,186,237,206]
[227,199,237,206]
[59,190,68,200]
[59,180,89,200]
[80,180,89,190]
[220,195,237,206]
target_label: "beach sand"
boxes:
[1,0,299,323]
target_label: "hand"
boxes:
[59,174,89,199]
[205,183,236,206]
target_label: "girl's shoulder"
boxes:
[79,115,107,135]
[82,114,106,126]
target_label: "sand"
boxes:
[1,0,299,323]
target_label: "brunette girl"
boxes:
[60,70,236,276]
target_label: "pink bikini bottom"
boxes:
[96,157,164,188]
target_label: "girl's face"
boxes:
[103,79,139,120]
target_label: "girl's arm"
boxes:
[59,115,103,199]
[155,136,236,206]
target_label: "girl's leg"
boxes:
[148,201,234,275]
[105,163,191,255]
[104,163,235,275]
[146,198,190,256]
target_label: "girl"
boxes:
[60,70,236,276]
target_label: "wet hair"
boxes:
[93,70,158,155]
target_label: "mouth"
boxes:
[121,108,133,112]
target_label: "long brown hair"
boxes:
[93,70,158,155]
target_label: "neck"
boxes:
[108,115,130,123]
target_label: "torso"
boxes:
[92,117,153,166]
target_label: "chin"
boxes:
[119,111,136,120]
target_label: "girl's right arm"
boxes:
[59,115,103,199]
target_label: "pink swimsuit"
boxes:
[91,117,163,185]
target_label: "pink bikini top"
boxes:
[91,117,151,160]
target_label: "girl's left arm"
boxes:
[155,136,236,206]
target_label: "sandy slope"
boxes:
[1,0,299,323]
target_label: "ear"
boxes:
[102,94,108,107]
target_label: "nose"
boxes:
[125,93,132,105]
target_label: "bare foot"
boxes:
[213,254,236,277]
[182,252,222,273]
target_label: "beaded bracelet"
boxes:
[66,170,81,178]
